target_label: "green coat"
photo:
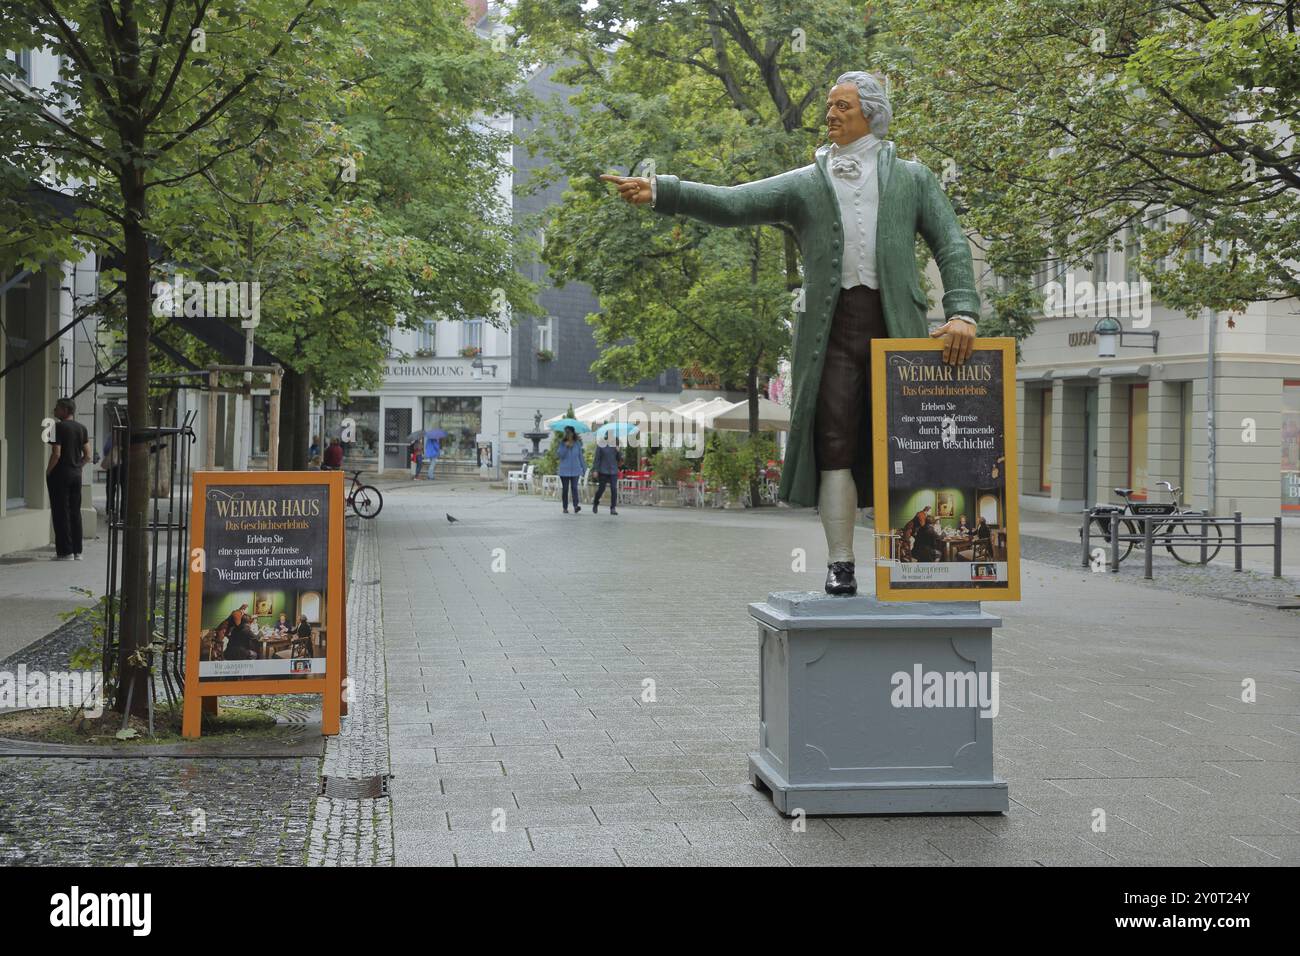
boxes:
[653,140,980,507]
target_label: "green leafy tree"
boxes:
[884,0,1300,320]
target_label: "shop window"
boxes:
[323,397,380,463]
[1128,384,1149,500]
[422,396,482,462]
[1039,389,1052,492]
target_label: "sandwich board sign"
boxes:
[871,337,1021,602]
[182,470,346,737]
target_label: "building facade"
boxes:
[1004,262,1300,521]
[0,47,102,557]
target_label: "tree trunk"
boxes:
[277,366,312,470]
[116,187,152,717]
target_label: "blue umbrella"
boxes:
[550,418,591,433]
[425,428,449,440]
[595,422,638,438]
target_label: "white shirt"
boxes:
[827,132,883,290]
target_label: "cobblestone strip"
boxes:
[307,518,394,866]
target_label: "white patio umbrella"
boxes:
[710,397,791,432]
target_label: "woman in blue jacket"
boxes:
[555,426,585,514]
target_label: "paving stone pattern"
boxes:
[380,487,1299,867]
[1021,533,1300,609]
[308,517,394,866]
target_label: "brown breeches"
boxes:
[814,285,888,507]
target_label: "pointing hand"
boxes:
[600,174,652,205]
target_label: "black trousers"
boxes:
[561,475,579,509]
[47,467,83,556]
[593,475,618,509]
[814,285,889,508]
[106,463,125,516]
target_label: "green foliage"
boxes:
[650,447,695,486]
[885,0,1300,316]
[700,433,749,501]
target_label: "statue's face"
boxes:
[825,82,870,146]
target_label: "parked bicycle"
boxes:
[1084,480,1221,564]
[345,469,383,519]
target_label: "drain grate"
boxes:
[319,774,390,799]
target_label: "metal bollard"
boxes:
[1111,514,1120,573]
[1234,511,1243,572]
[1275,517,1283,579]
[1143,515,1154,580]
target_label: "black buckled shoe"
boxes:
[825,561,857,596]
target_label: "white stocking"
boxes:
[819,469,858,564]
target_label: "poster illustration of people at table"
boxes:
[193,480,332,681]
[871,338,1020,601]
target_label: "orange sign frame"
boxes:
[182,470,347,738]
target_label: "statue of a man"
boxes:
[603,72,979,596]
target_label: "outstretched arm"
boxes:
[601,169,798,229]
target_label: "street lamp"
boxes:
[470,356,498,381]
[1092,316,1158,358]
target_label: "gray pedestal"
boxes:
[748,591,1008,815]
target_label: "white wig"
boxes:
[835,71,892,136]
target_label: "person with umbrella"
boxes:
[421,428,446,480]
[555,425,586,514]
[591,425,627,515]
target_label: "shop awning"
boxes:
[1100,364,1151,378]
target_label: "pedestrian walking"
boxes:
[591,435,622,515]
[409,439,424,479]
[555,426,585,514]
[46,397,91,561]
[423,431,441,480]
[99,431,124,517]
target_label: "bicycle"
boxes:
[344,469,383,519]
[1084,480,1221,564]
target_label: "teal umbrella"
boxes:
[550,418,591,433]
[595,422,638,438]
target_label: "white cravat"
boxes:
[828,132,882,291]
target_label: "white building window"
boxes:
[417,319,436,354]
[6,49,32,85]
[536,316,554,354]
[1124,225,1141,282]
[1093,247,1109,284]
[461,317,484,354]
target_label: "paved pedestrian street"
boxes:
[375,482,1300,867]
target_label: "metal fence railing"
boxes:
[1081,509,1284,580]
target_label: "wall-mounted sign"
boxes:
[183,471,346,737]
[384,358,499,382]
[871,338,1021,601]
[1067,330,1098,348]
